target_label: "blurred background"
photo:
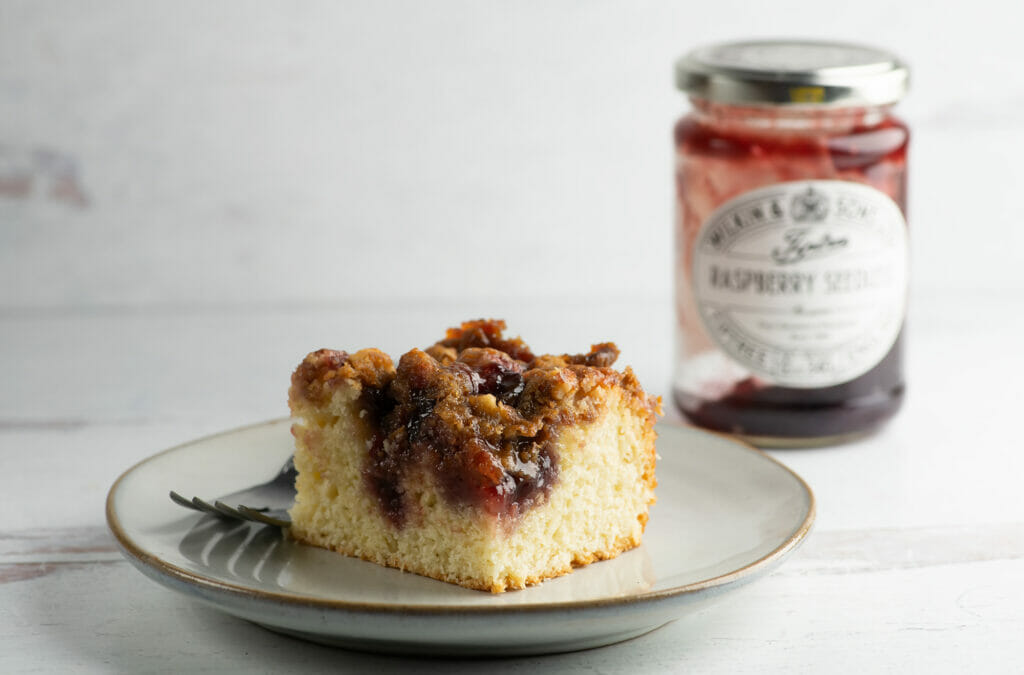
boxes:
[3,0,1022,433]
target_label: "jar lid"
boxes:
[675,39,909,106]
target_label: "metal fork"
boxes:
[169,456,296,528]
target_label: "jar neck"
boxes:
[688,98,894,134]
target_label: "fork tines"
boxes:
[168,491,290,528]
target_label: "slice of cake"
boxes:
[288,319,661,593]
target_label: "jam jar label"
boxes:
[691,180,908,388]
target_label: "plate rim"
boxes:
[106,418,815,617]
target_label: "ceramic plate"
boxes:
[106,420,814,656]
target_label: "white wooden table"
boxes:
[3,292,1023,673]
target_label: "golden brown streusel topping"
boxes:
[290,348,395,406]
[291,319,661,526]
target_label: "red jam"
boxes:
[346,321,652,527]
[672,44,911,446]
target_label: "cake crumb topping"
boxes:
[291,319,661,527]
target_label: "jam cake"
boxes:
[287,320,661,592]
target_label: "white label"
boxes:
[692,180,908,388]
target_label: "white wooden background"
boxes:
[3,1,1024,672]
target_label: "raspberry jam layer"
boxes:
[361,343,558,527]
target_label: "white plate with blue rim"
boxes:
[106,419,814,657]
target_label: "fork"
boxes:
[169,456,296,528]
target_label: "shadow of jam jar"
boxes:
[672,40,910,447]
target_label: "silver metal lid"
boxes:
[675,39,909,107]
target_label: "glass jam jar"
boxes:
[672,40,910,447]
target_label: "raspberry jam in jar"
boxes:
[672,40,910,447]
